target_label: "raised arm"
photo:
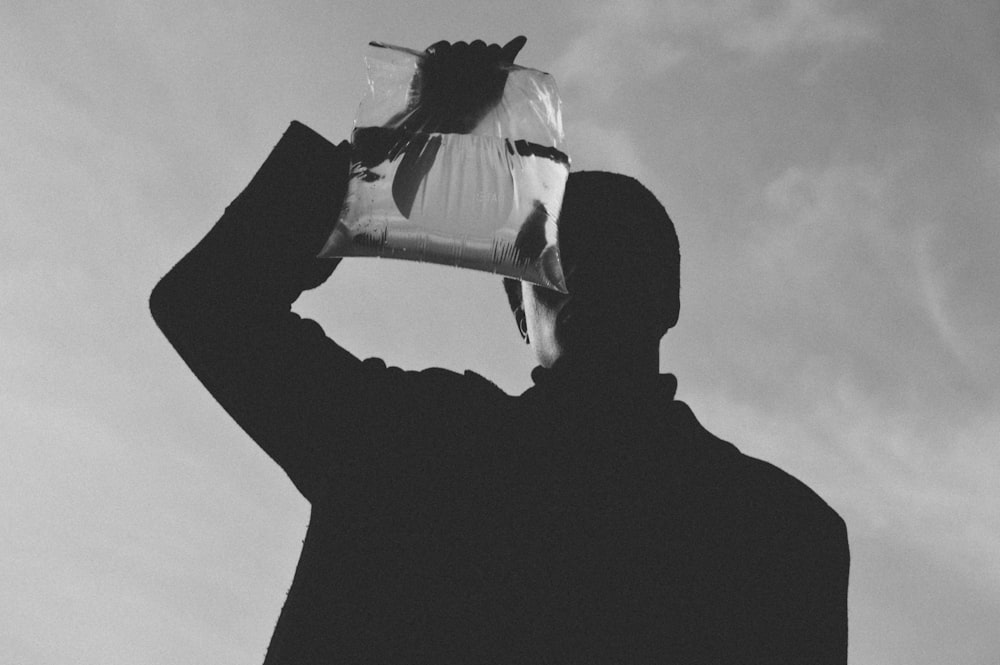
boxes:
[150,121,395,501]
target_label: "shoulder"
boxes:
[703,429,849,583]
[357,358,508,404]
[677,401,847,546]
[426,367,508,397]
[735,453,848,547]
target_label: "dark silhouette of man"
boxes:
[150,41,849,665]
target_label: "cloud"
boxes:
[913,225,979,371]
[684,358,1000,665]
[3,2,994,663]
[656,0,879,55]
[716,0,878,55]
[728,158,1000,404]
[848,522,1000,665]
[678,155,1000,637]
[756,162,890,276]
[562,118,656,183]
[550,4,687,102]
[823,384,1000,592]
[688,155,1000,594]
[688,370,1000,593]
[551,0,878,98]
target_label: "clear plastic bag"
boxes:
[317,41,571,293]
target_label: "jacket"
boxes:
[150,121,849,664]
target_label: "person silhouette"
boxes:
[150,39,849,665]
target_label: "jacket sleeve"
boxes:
[149,121,406,502]
[739,504,851,663]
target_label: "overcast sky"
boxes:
[2,1,998,663]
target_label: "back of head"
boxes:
[504,170,680,340]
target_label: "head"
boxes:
[503,171,680,369]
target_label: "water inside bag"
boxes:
[317,42,571,293]
[319,127,570,291]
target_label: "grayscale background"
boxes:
[2,1,997,662]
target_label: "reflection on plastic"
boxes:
[318,42,571,293]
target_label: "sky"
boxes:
[1,0,998,662]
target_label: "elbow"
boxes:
[148,276,167,324]
[149,271,187,339]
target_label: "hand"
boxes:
[391,36,528,134]
[234,122,352,292]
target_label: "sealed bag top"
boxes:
[319,40,571,293]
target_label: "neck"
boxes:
[547,343,661,386]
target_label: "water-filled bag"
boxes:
[318,41,571,292]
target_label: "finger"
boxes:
[426,40,451,55]
[470,39,486,49]
[500,35,527,63]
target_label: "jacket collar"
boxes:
[523,362,678,408]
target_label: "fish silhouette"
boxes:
[514,200,549,263]
[391,133,443,219]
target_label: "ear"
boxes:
[663,294,679,332]
[516,305,530,343]
[502,277,531,341]
[502,277,522,307]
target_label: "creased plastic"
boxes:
[318,41,571,293]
